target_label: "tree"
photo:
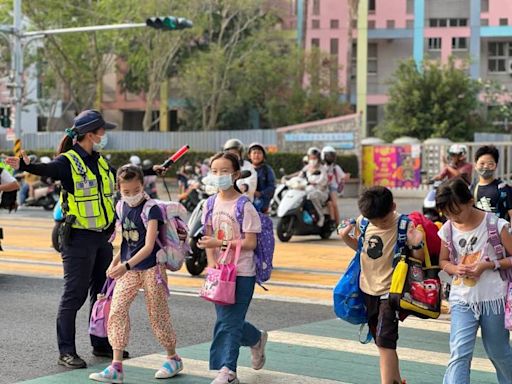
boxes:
[376,58,482,142]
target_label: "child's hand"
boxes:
[407,225,424,247]
[453,263,469,277]
[465,262,489,278]
[108,263,128,279]
[197,236,220,249]
[337,219,354,239]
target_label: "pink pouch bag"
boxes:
[200,240,241,305]
[89,278,116,338]
[506,282,512,330]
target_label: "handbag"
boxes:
[389,226,441,319]
[200,240,241,305]
[89,278,116,337]
[505,282,512,330]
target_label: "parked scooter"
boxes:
[25,181,59,211]
[269,168,288,217]
[276,176,335,242]
[423,180,445,224]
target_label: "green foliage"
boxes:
[376,58,483,142]
[25,149,359,178]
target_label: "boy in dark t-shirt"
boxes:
[470,145,512,221]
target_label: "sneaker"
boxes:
[92,347,130,359]
[89,365,124,383]
[251,330,268,370]
[155,356,184,379]
[211,367,239,384]
[58,353,87,369]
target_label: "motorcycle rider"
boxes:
[222,139,257,201]
[129,155,141,167]
[301,147,329,227]
[321,146,345,226]
[248,142,276,213]
[432,144,473,184]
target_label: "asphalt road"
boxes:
[0,274,335,384]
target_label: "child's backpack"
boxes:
[204,194,274,287]
[444,212,512,282]
[333,215,410,339]
[408,211,441,265]
[116,199,189,291]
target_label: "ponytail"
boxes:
[57,135,74,155]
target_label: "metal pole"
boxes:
[12,0,22,139]
[22,23,147,37]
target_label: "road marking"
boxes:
[123,354,352,384]
[269,331,494,373]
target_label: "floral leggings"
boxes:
[108,265,176,353]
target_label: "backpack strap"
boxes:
[203,195,217,235]
[235,195,251,238]
[486,212,505,260]
[393,215,410,267]
[415,224,432,268]
[115,200,124,222]
[444,220,457,264]
[357,217,370,253]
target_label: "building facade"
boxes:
[301,0,512,135]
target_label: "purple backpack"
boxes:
[204,194,274,288]
[89,278,115,338]
[445,212,512,282]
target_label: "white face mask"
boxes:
[122,192,144,207]
[206,173,234,191]
[309,159,318,167]
[92,134,107,151]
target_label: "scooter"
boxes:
[269,169,288,217]
[25,182,59,211]
[276,176,335,242]
[52,200,64,252]
[423,180,445,224]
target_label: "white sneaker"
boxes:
[211,367,239,384]
[155,356,183,379]
[251,330,268,370]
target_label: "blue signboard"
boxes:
[284,132,354,142]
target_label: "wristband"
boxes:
[124,261,131,271]
[494,259,501,271]
[410,240,424,250]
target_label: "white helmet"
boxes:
[448,144,467,156]
[321,146,337,163]
[129,155,141,166]
[40,156,51,164]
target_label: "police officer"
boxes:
[6,110,133,369]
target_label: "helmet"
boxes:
[184,165,194,174]
[129,155,141,166]
[307,147,321,159]
[28,154,38,164]
[40,156,51,164]
[321,146,337,163]
[223,139,244,158]
[448,144,468,156]
[142,159,153,170]
[248,142,266,157]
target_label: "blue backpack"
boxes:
[333,215,409,333]
[204,194,274,288]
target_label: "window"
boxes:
[458,19,468,27]
[429,19,439,27]
[481,18,489,26]
[452,37,468,50]
[369,0,376,14]
[368,20,376,29]
[406,0,414,15]
[330,19,339,29]
[449,18,458,27]
[368,43,378,74]
[488,42,507,73]
[330,38,339,56]
[351,19,358,29]
[439,18,447,27]
[481,0,489,12]
[312,19,320,29]
[428,37,442,50]
[311,38,320,48]
[430,18,467,27]
[387,20,395,29]
[406,19,414,29]
[313,0,320,15]
[351,43,357,79]
[367,105,379,134]
[500,18,509,26]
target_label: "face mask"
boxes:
[206,174,233,191]
[122,192,144,207]
[476,168,495,179]
[92,134,107,151]
[309,159,318,167]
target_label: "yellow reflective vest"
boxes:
[61,150,115,230]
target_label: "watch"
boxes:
[493,260,501,271]
[124,261,131,271]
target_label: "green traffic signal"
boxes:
[146,16,193,31]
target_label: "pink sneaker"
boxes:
[211,367,239,384]
[251,330,268,370]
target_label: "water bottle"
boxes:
[302,210,313,225]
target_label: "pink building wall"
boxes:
[485,0,512,26]
[368,1,412,29]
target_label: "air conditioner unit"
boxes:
[508,59,512,74]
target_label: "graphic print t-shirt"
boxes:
[471,179,512,219]
[202,196,261,276]
[118,202,163,271]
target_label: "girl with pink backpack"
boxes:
[198,152,268,384]
[89,165,183,384]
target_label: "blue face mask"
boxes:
[206,173,233,190]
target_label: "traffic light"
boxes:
[0,107,10,128]
[146,16,193,31]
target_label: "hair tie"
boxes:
[65,128,77,139]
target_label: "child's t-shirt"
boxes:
[118,201,164,271]
[356,213,407,297]
[438,213,508,316]
[202,195,261,277]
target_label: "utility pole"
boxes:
[4,0,191,140]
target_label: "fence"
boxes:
[0,129,278,152]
